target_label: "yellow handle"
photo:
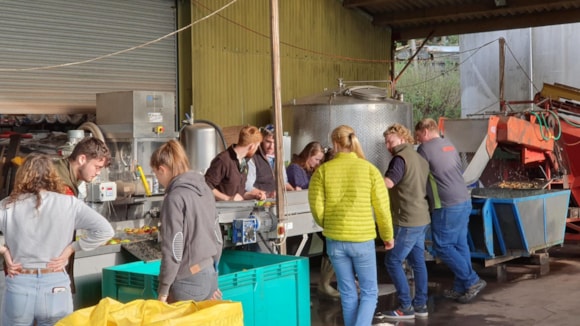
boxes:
[136,165,152,196]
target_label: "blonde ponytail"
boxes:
[331,125,366,159]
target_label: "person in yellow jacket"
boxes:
[309,125,395,326]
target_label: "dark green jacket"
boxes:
[53,158,79,196]
[389,143,431,227]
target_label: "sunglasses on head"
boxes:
[259,124,275,134]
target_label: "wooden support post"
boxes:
[269,0,286,254]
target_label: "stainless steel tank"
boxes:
[283,86,413,173]
[180,122,223,174]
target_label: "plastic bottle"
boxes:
[283,132,291,166]
[152,175,159,194]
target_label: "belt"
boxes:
[19,268,63,275]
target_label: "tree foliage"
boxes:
[394,61,461,122]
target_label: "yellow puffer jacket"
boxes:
[308,152,393,243]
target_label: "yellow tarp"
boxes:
[56,297,243,326]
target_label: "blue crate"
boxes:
[102,250,310,326]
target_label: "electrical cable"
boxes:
[194,119,228,149]
[505,43,540,93]
[1,0,501,73]
[194,0,495,65]
[546,109,562,140]
[257,232,274,254]
[530,110,562,141]
[557,112,580,128]
[530,111,550,141]
[397,38,499,89]
[0,0,238,72]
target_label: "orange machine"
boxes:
[438,83,580,242]
[440,114,558,188]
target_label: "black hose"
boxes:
[194,119,228,149]
[178,119,228,150]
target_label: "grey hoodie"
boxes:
[158,171,223,296]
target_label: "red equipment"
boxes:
[534,83,580,241]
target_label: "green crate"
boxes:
[102,250,310,326]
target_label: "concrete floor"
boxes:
[1,241,578,326]
[310,245,580,326]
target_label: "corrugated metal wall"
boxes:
[460,30,531,116]
[532,23,580,91]
[0,0,176,114]
[460,23,580,117]
[182,0,391,127]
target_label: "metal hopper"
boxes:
[468,188,570,265]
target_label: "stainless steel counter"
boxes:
[73,244,138,309]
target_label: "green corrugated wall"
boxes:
[178,0,391,128]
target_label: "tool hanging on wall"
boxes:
[0,133,22,200]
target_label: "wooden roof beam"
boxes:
[343,0,398,8]
[374,0,580,26]
[390,8,580,40]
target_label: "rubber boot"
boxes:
[318,256,341,299]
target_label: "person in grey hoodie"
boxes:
[150,139,223,303]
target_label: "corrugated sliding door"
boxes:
[0,0,177,114]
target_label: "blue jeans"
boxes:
[326,239,377,326]
[2,270,73,326]
[385,225,429,308]
[431,200,479,292]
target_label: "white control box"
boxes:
[87,181,117,202]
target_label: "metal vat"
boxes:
[180,122,224,174]
[180,123,217,174]
[283,87,413,172]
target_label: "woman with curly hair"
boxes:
[378,123,431,320]
[286,141,325,190]
[0,153,114,326]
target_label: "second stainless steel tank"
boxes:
[180,122,223,174]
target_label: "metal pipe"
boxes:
[390,40,396,97]
[499,38,506,112]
